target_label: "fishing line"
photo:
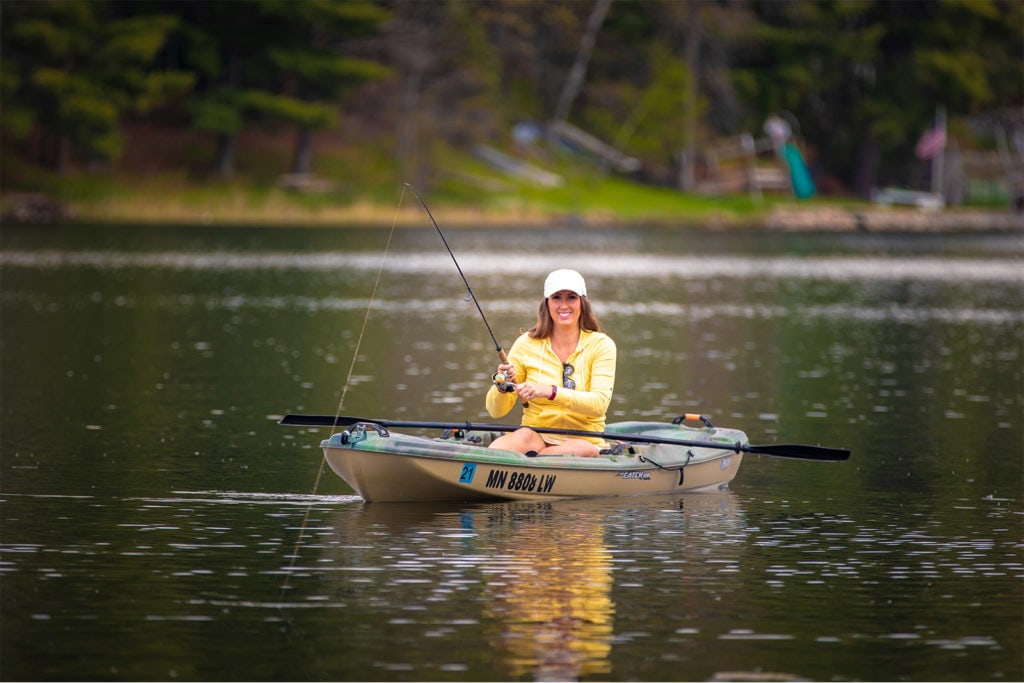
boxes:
[280,185,406,597]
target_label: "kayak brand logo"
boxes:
[619,471,651,480]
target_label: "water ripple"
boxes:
[2,249,1021,283]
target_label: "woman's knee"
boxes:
[514,428,546,451]
[569,440,601,458]
[489,428,544,453]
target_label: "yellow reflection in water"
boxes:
[481,508,614,680]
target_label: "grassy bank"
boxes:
[4,167,845,229]
[2,129,1014,231]
[0,126,827,228]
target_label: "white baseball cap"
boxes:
[543,269,587,298]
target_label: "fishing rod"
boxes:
[403,183,521,398]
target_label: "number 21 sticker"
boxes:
[459,463,477,483]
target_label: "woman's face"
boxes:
[547,290,581,329]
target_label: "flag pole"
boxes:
[931,105,946,198]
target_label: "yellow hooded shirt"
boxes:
[485,330,616,444]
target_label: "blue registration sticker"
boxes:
[458,463,477,483]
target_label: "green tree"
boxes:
[732,0,1024,195]
[577,1,744,187]
[175,0,388,178]
[606,44,700,178]
[1,0,193,173]
[386,0,528,188]
[258,1,390,175]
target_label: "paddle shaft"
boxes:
[279,414,850,461]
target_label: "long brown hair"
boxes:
[527,296,603,339]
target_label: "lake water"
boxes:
[1,221,1021,681]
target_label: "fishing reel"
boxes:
[492,371,517,393]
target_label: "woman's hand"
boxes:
[496,363,516,380]
[515,381,553,401]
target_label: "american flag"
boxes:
[915,127,947,160]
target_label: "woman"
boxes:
[486,269,616,457]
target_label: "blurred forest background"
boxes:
[2,0,1022,222]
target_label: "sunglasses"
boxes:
[562,363,575,389]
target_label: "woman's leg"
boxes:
[539,438,601,458]
[488,427,547,454]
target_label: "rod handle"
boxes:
[496,348,528,408]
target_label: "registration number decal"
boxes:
[483,469,556,494]
[458,463,477,483]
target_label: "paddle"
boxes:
[278,414,851,462]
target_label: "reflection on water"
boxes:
[0,483,1019,680]
[313,494,745,681]
[473,504,615,679]
[315,499,619,680]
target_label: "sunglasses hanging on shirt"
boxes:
[562,363,575,389]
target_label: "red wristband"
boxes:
[549,385,557,400]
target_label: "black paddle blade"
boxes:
[747,443,851,461]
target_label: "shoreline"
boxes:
[2,191,1021,232]
[763,206,1022,233]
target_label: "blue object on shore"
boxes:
[785,143,815,199]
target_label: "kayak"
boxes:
[302,415,748,502]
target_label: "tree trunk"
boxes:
[216,132,236,178]
[215,50,240,179]
[679,2,701,191]
[552,0,613,124]
[292,126,313,175]
[398,68,422,188]
[853,131,880,198]
[57,135,72,175]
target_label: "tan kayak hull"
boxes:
[321,425,745,502]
